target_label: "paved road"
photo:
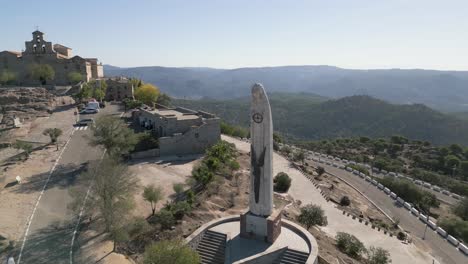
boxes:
[17,104,122,264]
[310,154,459,205]
[306,155,467,264]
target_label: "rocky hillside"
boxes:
[0,87,55,127]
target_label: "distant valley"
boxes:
[174,94,468,146]
[105,65,468,112]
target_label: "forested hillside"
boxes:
[174,95,468,146]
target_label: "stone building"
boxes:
[0,30,103,86]
[104,76,134,101]
[134,104,220,156]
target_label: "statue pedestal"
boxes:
[240,209,282,243]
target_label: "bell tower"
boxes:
[24,30,53,55]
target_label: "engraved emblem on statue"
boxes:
[252,113,263,123]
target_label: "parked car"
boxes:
[80,108,99,114]
[76,118,95,126]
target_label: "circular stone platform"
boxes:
[186,215,318,264]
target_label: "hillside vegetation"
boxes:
[174,95,468,146]
[105,65,468,112]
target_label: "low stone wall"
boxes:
[235,248,286,264]
[129,148,160,159]
[186,216,319,264]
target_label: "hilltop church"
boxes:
[0,30,103,86]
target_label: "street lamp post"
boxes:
[422,208,430,240]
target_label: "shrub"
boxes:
[126,217,151,237]
[366,246,392,264]
[316,166,325,176]
[340,196,351,206]
[169,201,192,220]
[143,239,200,264]
[336,232,366,258]
[220,122,249,138]
[397,231,406,241]
[192,164,214,185]
[297,204,328,229]
[274,172,292,192]
[157,209,175,230]
[134,132,159,152]
[347,164,369,175]
[173,183,184,195]
[186,190,195,205]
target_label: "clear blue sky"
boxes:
[2,0,467,70]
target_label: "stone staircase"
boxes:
[274,248,309,264]
[195,230,227,264]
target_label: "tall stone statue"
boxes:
[249,83,274,216]
[240,83,281,243]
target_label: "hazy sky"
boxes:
[2,0,467,70]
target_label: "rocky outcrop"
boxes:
[0,87,56,126]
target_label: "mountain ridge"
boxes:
[104,64,468,112]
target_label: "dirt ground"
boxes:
[129,156,202,218]
[118,150,359,264]
[309,168,396,232]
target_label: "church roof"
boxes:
[0,50,22,57]
[54,43,72,50]
[32,30,44,34]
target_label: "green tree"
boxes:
[143,185,163,216]
[445,155,460,170]
[0,70,16,85]
[449,144,463,155]
[123,99,143,111]
[110,226,129,252]
[90,116,138,157]
[67,71,83,84]
[297,204,328,229]
[12,140,33,158]
[92,80,107,101]
[293,150,306,164]
[453,198,468,221]
[71,157,138,232]
[30,64,55,85]
[156,93,171,106]
[336,232,366,258]
[143,240,200,264]
[273,172,292,192]
[460,161,468,180]
[135,83,160,105]
[366,246,391,264]
[42,128,63,150]
[75,83,92,101]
